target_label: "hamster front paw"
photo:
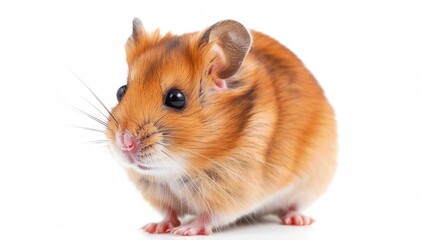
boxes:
[141,209,180,234]
[169,212,212,236]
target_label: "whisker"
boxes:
[69,125,107,134]
[78,93,111,124]
[153,129,170,135]
[82,142,110,150]
[71,70,119,126]
[154,113,168,127]
[83,140,110,145]
[64,103,108,127]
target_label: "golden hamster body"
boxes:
[106,19,337,235]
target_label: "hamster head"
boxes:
[107,19,253,177]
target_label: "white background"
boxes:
[2,0,428,239]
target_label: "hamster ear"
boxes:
[125,18,162,65]
[199,20,252,79]
[126,18,147,64]
[131,17,144,42]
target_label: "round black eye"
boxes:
[164,89,186,110]
[116,85,127,102]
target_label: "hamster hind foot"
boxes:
[281,210,315,226]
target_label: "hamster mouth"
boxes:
[125,152,148,165]
[121,148,161,172]
[110,135,186,175]
[125,153,155,171]
[136,164,152,170]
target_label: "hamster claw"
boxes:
[170,225,212,236]
[281,210,315,226]
[141,222,173,234]
[170,212,212,236]
[141,217,180,234]
[141,208,181,234]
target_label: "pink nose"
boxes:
[120,132,138,151]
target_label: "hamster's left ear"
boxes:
[199,20,252,80]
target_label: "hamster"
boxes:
[106,18,337,235]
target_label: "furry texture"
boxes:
[106,19,337,234]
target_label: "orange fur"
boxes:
[107,21,337,230]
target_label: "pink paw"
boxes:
[281,210,314,226]
[141,208,181,234]
[169,212,212,236]
[141,221,180,234]
[169,225,212,236]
